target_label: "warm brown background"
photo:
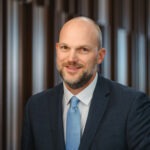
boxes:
[0,0,150,149]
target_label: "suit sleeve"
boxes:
[21,99,35,150]
[127,93,150,150]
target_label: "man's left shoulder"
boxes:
[98,75,150,100]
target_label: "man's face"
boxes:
[56,20,105,90]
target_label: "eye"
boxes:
[60,45,67,49]
[79,47,90,54]
[59,44,69,51]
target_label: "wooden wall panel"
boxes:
[0,0,3,149]
[0,0,150,149]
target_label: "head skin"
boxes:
[56,16,106,95]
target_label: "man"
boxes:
[22,16,150,150]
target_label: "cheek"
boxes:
[87,56,98,70]
[79,56,97,70]
[86,54,98,65]
[56,54,68,70]
[56,53,64,63]
[56,56,62,68]
[56,51,67,61]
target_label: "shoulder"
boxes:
[25,83,63,108]
[98,75,150,121]
[99,76,144,94]
[98,75,150,101]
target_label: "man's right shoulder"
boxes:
[26,83,63,106]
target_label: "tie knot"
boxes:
[70,96,79,108]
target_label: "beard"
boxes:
[57,61,96,89]
[59,70,93,89]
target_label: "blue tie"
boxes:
[66,96,81,150]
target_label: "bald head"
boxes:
[59,16,102,49]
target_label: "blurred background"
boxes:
[0,0,150,149]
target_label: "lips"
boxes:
[65,65,80,73]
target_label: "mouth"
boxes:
[65,65,82,74]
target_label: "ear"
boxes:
[56,43,59,50]
[56,43,60,55]
[97,48,106,64]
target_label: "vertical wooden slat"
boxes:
[138,0,147,92]
[113,0,124,81]
[147,0,150,95]
[126,32,132,86]
[55,0,64,12]
[32,5,47,94]
[122,0,132,30]
[131,32,135,88]
[6,1,25,149]
[63,0,69,13]
[35,0,45,6]
[22,3,33,104]
[16,5,24,150]
[45,1,55,88]
[101,25,111,79]
[116,29,128,85]
[132,0,147,92]
[6,0,13,149]
[68,0,77,15]
[1,1,7,149]
[17,3,33,150]
[97,0,109,25]
[109,0,120,80]
[137,34,146,92]
[89,0,98,19]
[131,0,137,89]
[77,0,90,16]
[97,0,111,78]
[0,0,3,149]
[122,0,132,85]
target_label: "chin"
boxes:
[63,71,81,79]
[64,77,79,85]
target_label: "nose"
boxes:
[68,49,78,62]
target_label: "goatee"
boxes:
[59,70,93,89]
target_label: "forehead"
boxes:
[59,19,98,46]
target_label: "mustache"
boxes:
[63,61,83,68]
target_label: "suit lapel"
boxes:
[79,76,110,149]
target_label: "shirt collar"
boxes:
[63,73,98,106]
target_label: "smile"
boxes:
[65,65,82,73]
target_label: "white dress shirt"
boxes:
[63,73,98,141]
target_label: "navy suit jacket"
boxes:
[22,75,150,150]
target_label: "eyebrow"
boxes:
[58,43,92,49]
